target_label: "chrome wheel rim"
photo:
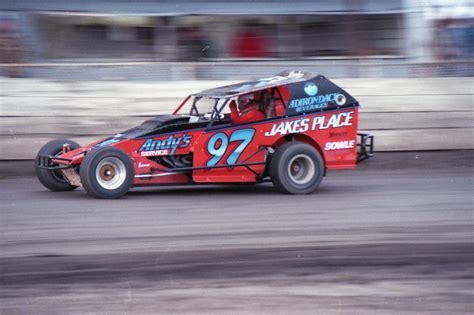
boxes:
[287,154,315,185]
[95,157,126,190]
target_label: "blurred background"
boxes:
[0,0,473,160]
[0,0,473,79]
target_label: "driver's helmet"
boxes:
[238,93,257,113]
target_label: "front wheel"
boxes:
[35,139,81,191]
[269,141,324,194]
[80,147,134,199]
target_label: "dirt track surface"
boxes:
[1,151,473,314]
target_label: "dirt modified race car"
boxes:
[36,71,373,199]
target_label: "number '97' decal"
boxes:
[206,129,255,167]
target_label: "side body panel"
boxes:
[57,107,358,186]
[122,129,204,186]
[192,126,266,183]
[191,107,359,183]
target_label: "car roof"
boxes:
[193,71,321,98]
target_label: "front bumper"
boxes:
[37,155,74,170]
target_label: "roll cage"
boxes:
[175,86,288,129]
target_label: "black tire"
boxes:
[269,141,324,194]
[79,146,134,199]
[35,139,81,191]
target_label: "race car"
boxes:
[36,71,374,199]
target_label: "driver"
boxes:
[233,93,265,123]
[237,93,259,114]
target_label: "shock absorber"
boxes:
[63,143,71,153]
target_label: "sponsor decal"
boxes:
[288,93,332,112]
[265,112,353,137]
[264,118,310,136]
[311,112,353,130]
[138,134,192,156]
[138,162,150,168]
[288,83,347,113]
[288,93,347,113]
[304,82,318,96]
[140,150,168,157]
[335,94,346,106]
[329,131,348,138]
[324,140,355,151]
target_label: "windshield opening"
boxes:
[176,96,231,122]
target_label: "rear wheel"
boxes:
[80,147,134,199]
[269,141,324,194]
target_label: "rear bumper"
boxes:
[357,133,374,163]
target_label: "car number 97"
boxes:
[206,129,255,166]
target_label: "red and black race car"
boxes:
[36,71,373,199]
